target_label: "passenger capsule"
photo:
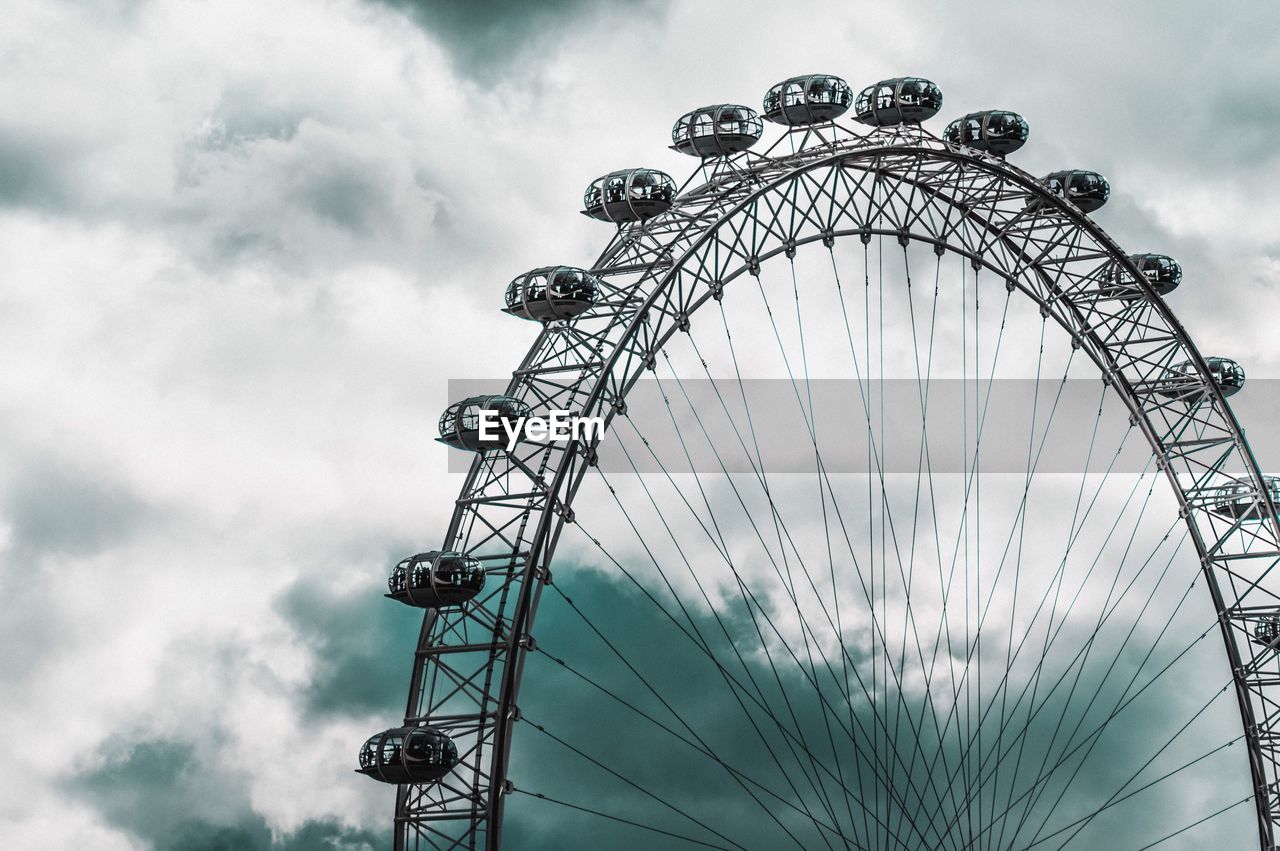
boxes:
[762,75,854,126]
[1042,170,1110,213]
[504,266,600,323]
[582,169,675,223]
[357,726,458,784]
[1255,614,1280,648]
[943,111,1029,156]
[1101,253,1183,300]
[438,395,532,451]
[1157,356,1245,400]
[1131,254,1182,296]
[671,104,763,157]
[853,77,942,126]
[388,551,485,608]
[1209,475,1280,521]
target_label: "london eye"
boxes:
[358,73,1280,849]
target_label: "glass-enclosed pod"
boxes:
[582,169,676,223]
[1101,253,1183,299]
[1255,613,1280,648]
[357,726,458,784]
[1210,475,1280,521]
[503,266,600,323]
[1041,170,1111,213]
[671,104,763,158]
[943,110,1029,156]
[388,551,485,608]
[1157,356,1245,401]
[438,395,532,451]
[762,75,853,126]
[853,77,942,126]
[1132,253,1183,296]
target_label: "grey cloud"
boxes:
[187,84,311,153]
[70,737,267,844]
[0,126,83,209]
[0,107,449,272]
[1206,84,1280,165]
[276,568,422,719]
[0,37,454,273]
[60,0,149,24]
[370,0,668,75]
[922,0,1280,178]
[3,457,158,557]
[294,162,397,236]
[171,117,449,270]
[72,738,387,850]
[0,456,149,681]
[0,0,656,279]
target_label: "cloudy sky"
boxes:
[2,0,1280,849]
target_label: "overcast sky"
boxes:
[2,1,1279,849]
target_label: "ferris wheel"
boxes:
[356,74,1280,850]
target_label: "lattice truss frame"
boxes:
[391,124,1280,851]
